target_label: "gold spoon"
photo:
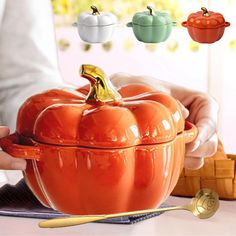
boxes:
[39,189,219,228]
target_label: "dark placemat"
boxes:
[0,179,168,224]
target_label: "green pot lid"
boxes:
[132,6,172,26]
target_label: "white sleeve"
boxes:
[0,0,6,28]
[0,0,68,131]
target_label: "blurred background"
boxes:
[51,0,236,154]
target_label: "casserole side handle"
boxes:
[181,21,187,27]
[183,121,198,144]
[126,22,133,27]
[225,22,230,27]
[0,133,41,160]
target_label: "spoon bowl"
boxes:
[190,188,220,219]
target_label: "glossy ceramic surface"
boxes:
[75,6,117,43]
[127,6,175,43]
[182,7,230,44]
[1,124,195,214]
[0,65,197,215]
[16,70,186,147]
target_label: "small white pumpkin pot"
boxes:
[74,6,117,43]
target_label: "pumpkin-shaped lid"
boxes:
[16,65,185,148]
[77,6,117,27]
[186,7,226,29]
[131,6,172,26]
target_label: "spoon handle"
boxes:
[39,205,189,228]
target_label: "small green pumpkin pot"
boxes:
[127,6,176,43]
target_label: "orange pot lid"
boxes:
[16,65,185,148]
[186,7,226,29]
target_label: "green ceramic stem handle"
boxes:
[147,6,155,16]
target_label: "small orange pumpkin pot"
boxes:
[182,7,230,44]
[0,65,197,215]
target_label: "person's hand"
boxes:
[110,73,218,170]
[181,92,218,170]
[0,126,26,170]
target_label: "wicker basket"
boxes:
[171,141,236,200]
